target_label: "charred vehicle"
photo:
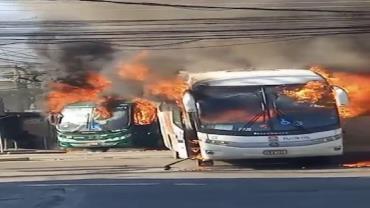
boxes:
[157,69,349,165]
[50,101,160,149]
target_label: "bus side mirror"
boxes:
[333,86,349,106]
[182,92,197,113]
[48,113,63,125]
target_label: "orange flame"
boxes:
[343,161,370,168]
[146,78,189,105]
[94,106,112,120]
[117,52,189,125]
[133,98,157,125]
[94,96,118,120]
[201,109,267,124]
[118,51,150,81]
[283,81,328,104]
[118,52,189,105]
[311,66,370,118]
[47,72,111,113]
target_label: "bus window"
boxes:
[172,107,183,128]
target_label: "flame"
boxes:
[117,51,188,125]
[201,109,268,124]
[133,98,157,125]
[118,52,189,104]
[94,96,118,120]
[48,51,189,125]
[282,81,328,104]
[94,106,112,120]
[343,161,370,168]
[146,78,189,105]
[118,51,150,81]
[47,72,111,113]
[311,66,370,118]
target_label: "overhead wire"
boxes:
[0,3,370,64]
[77,0,370,13]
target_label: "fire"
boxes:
[118,51,150,81]
[48,51,189,126]
[146,78,189,105]
[133,98,157,125]
[343,161,370,168]
[118,52,189,106]
[201,109,269,125]
[311,66,370,118]
[94,96,118,120]
[47,72,111,113]
[283,81,327,104]
[94,106,112,120]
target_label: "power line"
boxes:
[0,56,43,65]
[78,0,370,13]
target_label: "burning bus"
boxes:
[45,70,162,149]
[157,69,349,165]
[49,100,160,149]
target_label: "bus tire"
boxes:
[92,147,109,152]
[321,156,343,167]
[196,159,214,167]
[297,156,343,168]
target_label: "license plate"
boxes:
[87,142,99,146]
[263,150,288,155]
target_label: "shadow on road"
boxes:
[221,151,370,170]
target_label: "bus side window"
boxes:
[172,107,184,128]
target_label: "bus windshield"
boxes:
[91,105,130,131]
[266,83,339,131]
[57,105,130,132]
[196,86,271,132]
[58,107,92,132]
[195,83,339,133]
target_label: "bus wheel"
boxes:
[196,159,214,167]
[91,147,109,152]
[321,156,343,167]
[297,156,343,168]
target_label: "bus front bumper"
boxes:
[199,139,343,160]
[57,133,133,148]
[59,140,130,148]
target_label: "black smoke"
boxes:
[56,41,116,87]
[32,40,116,88]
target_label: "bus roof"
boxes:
[63,101,132,108]
[63,102,96,108]
[182,69,324,87]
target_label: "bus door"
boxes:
[157,109,173,150]
[171,106,188,159]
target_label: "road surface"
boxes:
[0,151,370,207]
[2,178,370,208]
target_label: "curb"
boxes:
[0,157,30,162]
[2,150,66,155]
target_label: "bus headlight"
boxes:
[205,139,229,145]
[104,133,132,142]
[320,134,342,142]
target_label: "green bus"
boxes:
[51,101,160,149]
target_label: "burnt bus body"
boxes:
[158,69,349,164]
[56,101,160,148]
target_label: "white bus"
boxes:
[157,69,349,165]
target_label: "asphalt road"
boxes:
[1,178,370,208]
[1,151,370,207]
